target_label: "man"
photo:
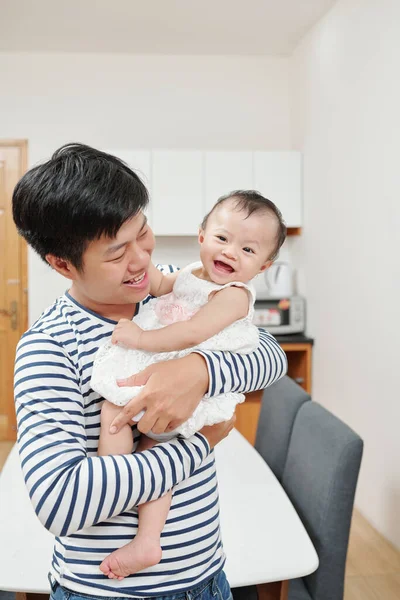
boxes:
[13,144,287,600]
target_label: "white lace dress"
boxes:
[91,262,259,440]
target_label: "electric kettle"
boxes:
[253,261,293,300]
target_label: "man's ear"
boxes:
[259,260,273,273]
[198,228,205,245]
[45,254,78,281]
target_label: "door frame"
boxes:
[0,139,28,439]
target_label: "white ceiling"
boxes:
[0,0,337,56]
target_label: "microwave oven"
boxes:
[253,296,306,335]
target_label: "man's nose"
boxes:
[127,245,148,271]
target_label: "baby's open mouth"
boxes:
[214,260,234,273]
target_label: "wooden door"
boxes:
[0,141,28,441]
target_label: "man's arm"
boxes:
[199,328,288,397]
[110,328,287,435]
[14,331,212,538]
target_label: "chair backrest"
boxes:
[255,376,311,481]
[282,402,363,600]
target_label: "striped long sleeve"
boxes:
[199,329,287,397]
[15,332,210,537]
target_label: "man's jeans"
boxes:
[49,570,233,600]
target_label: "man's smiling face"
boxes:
[68,211,155,314]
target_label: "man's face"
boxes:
[69,212,155,311]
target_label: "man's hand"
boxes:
[109,353,209,435]
[199,415,236,449]
[112,319,143,349]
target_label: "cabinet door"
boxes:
[254,152,302,227]
[105,150,152,224]
[204,152,253,213]
[152,151,204,235]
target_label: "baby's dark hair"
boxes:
[12,143,149,271]
[201,190,287,261]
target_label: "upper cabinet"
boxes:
[204,152,253,213]
[254,152,302,228]
[105,149,302,235]
[152,151,204,235]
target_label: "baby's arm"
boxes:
[149,262,179,297]
[113,286,250,352]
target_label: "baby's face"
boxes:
[199,200,278,285]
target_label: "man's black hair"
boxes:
[201,190,287,261]
[12,143,149,270]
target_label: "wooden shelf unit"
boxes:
[235,340,313,446]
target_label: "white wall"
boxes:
[290,0,400,548]
[0,52,291,322]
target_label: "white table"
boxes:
[0,430,318,598]
[215,430,318,588]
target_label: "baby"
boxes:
[91,190,287,580]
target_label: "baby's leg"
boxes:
[98,400,134,456]
[99,429,172,580]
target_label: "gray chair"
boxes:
[233,386,363,600]
[254,376,311,481]
[0,593,15,600]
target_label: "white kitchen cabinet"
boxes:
[105,150,152,224]
[204,152,253,213]
[253,152,302,227]
[152,150,204,235]
[105,149,302,235]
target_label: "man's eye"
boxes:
[243,247,255,254]
[140,228,149,238]
[217,235,227,242]
[112,253,125,262]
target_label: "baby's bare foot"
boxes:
[100,536,162,579]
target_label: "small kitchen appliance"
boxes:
[252,262,305,334]
[252,296,305,335]
[253,261,293,300]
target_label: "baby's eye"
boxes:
[217,235,227,242]
[243,247,255,254]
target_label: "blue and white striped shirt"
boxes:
[14,265,287,598]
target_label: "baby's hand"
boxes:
[112,319,143,349]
